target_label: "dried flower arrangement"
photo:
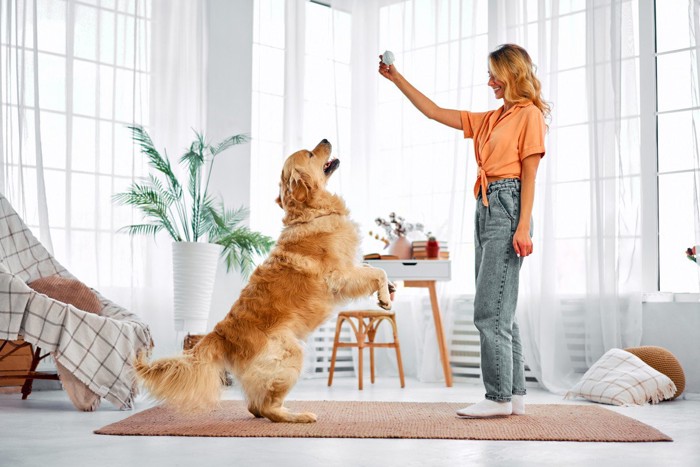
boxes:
[369,212,425,249]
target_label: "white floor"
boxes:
[1,378,699,467]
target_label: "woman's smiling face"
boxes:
[488,71,505,100]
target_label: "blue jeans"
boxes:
[474,178,528,402]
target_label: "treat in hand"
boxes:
[381,50,395,66]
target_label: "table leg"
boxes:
[404,280,453,387]
[427,282,453,387]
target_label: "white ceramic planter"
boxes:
[172,242,223,333]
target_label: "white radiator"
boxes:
[305,315,354,378]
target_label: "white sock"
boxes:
[456,399,512,418]
[512,395,525,415]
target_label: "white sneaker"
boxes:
[512,395,525,415]
[456,399,512,418]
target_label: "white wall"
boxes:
[641,302,700,395]
[204,0,255,329]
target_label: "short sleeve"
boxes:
[460,111,489,139]
[519,107,546,160]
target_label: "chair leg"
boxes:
[21,346,42,400]
[358,343,364,390]
[356,316,366,390]
[390,317,406,388]
[327,316,345,387]
[368,318,378,385]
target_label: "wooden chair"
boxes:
[0,194,152,410]
[0,338,59,399]
[327,310,405,390]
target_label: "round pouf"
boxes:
[624,346,686,400]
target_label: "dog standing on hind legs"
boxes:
[134,139,394,423]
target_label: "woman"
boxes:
[379,44,549,418]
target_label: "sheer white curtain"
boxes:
[0,0,208,358]
[149,0,206,153]
[0,0,52,248]
[0,0,152,306]
[328,0,487,382]
[495,0,643,393]
[141,0,207,356]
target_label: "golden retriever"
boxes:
[134,139,393,423]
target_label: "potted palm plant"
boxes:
[114,126,274,333]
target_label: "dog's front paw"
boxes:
[388,281,397,301]
[376,276,393,310]
[377,298,392,311]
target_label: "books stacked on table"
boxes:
[411,240,450,259]
[362,253,399,260]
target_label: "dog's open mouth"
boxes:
[324,158,340,176]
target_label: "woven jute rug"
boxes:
[94,400,672,442]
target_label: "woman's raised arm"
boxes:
[379,56,463,130]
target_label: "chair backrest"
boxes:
[0,194,66,284]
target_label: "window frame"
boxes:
[639,0,660,295]
[641,0,700,298]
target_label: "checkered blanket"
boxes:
[0,194,152,409]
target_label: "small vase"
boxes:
[387,236,412,259]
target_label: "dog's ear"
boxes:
[275,182,283,209]
[287,169,313,203]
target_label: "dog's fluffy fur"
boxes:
[134,140,393,423]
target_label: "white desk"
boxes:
[364,260,453,387]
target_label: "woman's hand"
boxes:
[378,55,399,82]
[513,226,533,257]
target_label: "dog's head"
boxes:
[276,140,342,221]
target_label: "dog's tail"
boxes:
[134,332,229,412]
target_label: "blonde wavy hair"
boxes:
[489,44,551,124]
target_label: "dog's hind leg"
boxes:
[247,405,263,418]
[239,335,317,423]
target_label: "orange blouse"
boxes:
[461,102,546,206]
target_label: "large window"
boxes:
[655,0,700,293]
[0,0,151,289]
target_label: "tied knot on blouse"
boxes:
[460,102,546,206]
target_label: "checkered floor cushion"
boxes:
[565,348,677,406]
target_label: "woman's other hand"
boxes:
[513,227,533,257]
[378,55,398,82]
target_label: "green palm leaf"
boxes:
[215,227,275,278]
[148,174,177,206]
[128,126,182,198]
[118,224,164,237]
[209,134,250,157]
